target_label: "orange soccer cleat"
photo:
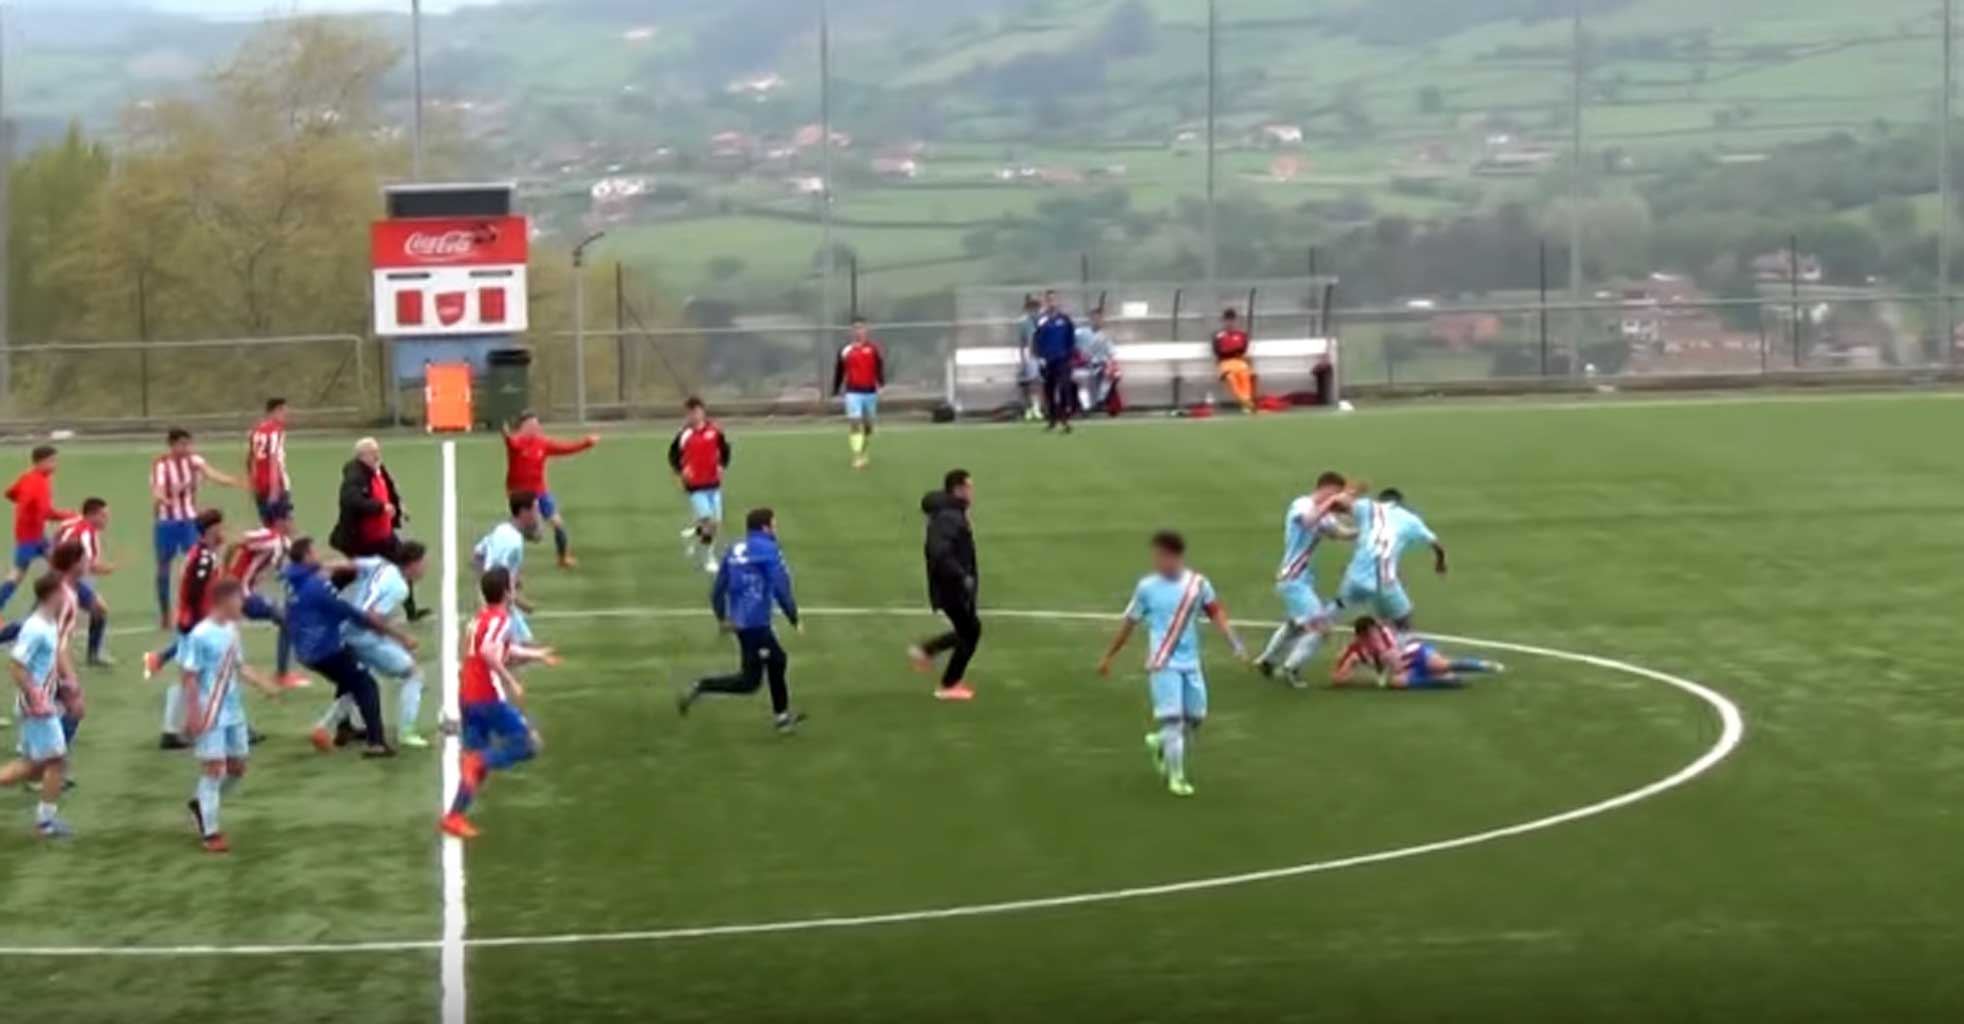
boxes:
[906,646,933,673]
[439,813,480,840]
[309,726,333,754]
[142,651,162,681]
[201,833,231,855]
[557,554,578,569]
[934,682,976,702]
[277,673,311,691]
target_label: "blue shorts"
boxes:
[346,630,417,679]
[1277,579,1331,627]
[1404,643,1443,685]
[844,392,879,420]
[536,491,559,520]
[688,489,723,523]
[74,580,98,611]
[461,701,530,753]
[194,721,251,762]
[11,538,47,571]
[154,519,200,562]
[17,714,66,762]
[243,593,280,622]
[1338,575,1413,623]
[1149,668,1208,722]
[255,494,289,525]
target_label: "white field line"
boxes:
[0,605,1743,958]
[438,441,468,1024]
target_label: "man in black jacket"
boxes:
[908,469,981,701]
[328,438,425,621]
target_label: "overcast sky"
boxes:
[149,1,498,14]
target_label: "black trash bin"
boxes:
[483,348,533,426]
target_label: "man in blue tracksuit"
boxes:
[676,508,806,733]
[1031,289,1078,433]
[283,537,416,758]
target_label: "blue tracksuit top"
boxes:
[711,530,799,631]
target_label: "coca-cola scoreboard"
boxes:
[371,184,530,337]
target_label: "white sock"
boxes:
[399,677,425,733]
[1259,623,1301,665]
[1284,630,1325,672]
[316,695,354,731]
[162,685,185,734]
[196,775,221,837]
[1160,722,1186,779]
[36,801,56,825]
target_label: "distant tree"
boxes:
[7,123,111,340]
[1869,196,1917,240]
[1416,85,1445,115]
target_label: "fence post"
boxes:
[1789,234,1802,369]
[615,261,627,407]
[1538,240,1550,376]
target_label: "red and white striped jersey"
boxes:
[226,527,288,593]
[460,605,514,705]
[53,517,101,574]
[55,580,80,653]
[151,452,211,522]
[247,418,288,496]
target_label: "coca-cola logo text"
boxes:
[404,227,495,261]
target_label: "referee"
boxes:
[909,469,981,701]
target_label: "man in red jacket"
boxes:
[502,411,599,568]
[0,446,74,616]
[1213,307,1257,413]
[668,397,731,574]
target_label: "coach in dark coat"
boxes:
[329,437,423,620]
[907,469,982,699]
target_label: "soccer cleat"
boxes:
[186,797,204,835]
[142,651,161,680]
[87,653,116,669]
[247,729,268,746]
[360,744,398,760]
[851,455,869,471]
[1280,668,1310,691]
[906,646,933,673]
[676,685,698,717]
[310,726,334,754]
[439,813,480,840]
[1254,659,1274,678]
[36,818,75,839]
[202,832,230,854]
[1488,661,1508,675]
[1167,775,1195,798]
[557,554,578,569]
[1144,732,1166,775]
[159,732,189,751]
[774,711,808,735]
[277,673,311,690]
[934,682,976,702]
[400,733,431,750]
[334,721,360,748]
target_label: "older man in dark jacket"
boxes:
[329,437,425,621]
[908,469,981,701]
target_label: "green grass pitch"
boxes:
[0,392,1961,1022]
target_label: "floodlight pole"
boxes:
[1204,0,1219,300]
[572,232,606,425]
[1943,0,1955,362]
[1567,0,1585,376]
[410,0,425,181]
[819,0,837,393]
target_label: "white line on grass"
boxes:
[0,606,1744,959]
[437,441,468,1024]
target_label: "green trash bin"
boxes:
[482,348,533,427]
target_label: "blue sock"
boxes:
[449,782,476,815]
[553,525,569,560]
[0,578,17,613]
[1449,659,1494,675]
[60,715,79,744]
[155,564,173,620]
[274,622,292,675]
[155,639,180,668]
[0,621,19,645]
[87,614,105,660]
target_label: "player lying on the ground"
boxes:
[1330,617,1504,690]
[1097,530,1248,798]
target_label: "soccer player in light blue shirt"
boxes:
[0,576,73,837]
[1097,531,1247,798]
[338,544,429,748]
[1256,471,1358,687]
[1338,488,1447,630]
[474,492,541,642]
[180,579,281,854]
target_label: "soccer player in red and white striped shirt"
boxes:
[246,398,291,525]
[53,499,114,667]
[439,567,557,840]
[151,428,243,629]
[222,499,302,688]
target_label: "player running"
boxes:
[0,445,74,616]
[473,492,541,641]
[669,397,731,573]
[333,542,430,749]
[440,567,558,841]
[676,508,807,733]
[1336,488,1447,631]
[502,411,598,568]
[1,576,76,838]
[1331,617,1504,690]
[53,499,116,668]
[1254,472,1357,687]
[222,500,301,687]
[180,579,284,853]
[246,398,291,524]
[1096,531,1248,798]
[151,428,244,628]
[833,318,886,470]
[145,509,226,749]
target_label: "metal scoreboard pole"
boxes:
[818,0,837,393]
[1567,0,1585,376]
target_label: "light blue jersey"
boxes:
[181,620,246,732]
[1343,498,1437,589]
[9,612,61,715]
[343,557,409,620]
[1278,494,1343,583]
[474,522,526,582]
[1125,570,1216,672]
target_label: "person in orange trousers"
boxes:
[1212,308,1257,413]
